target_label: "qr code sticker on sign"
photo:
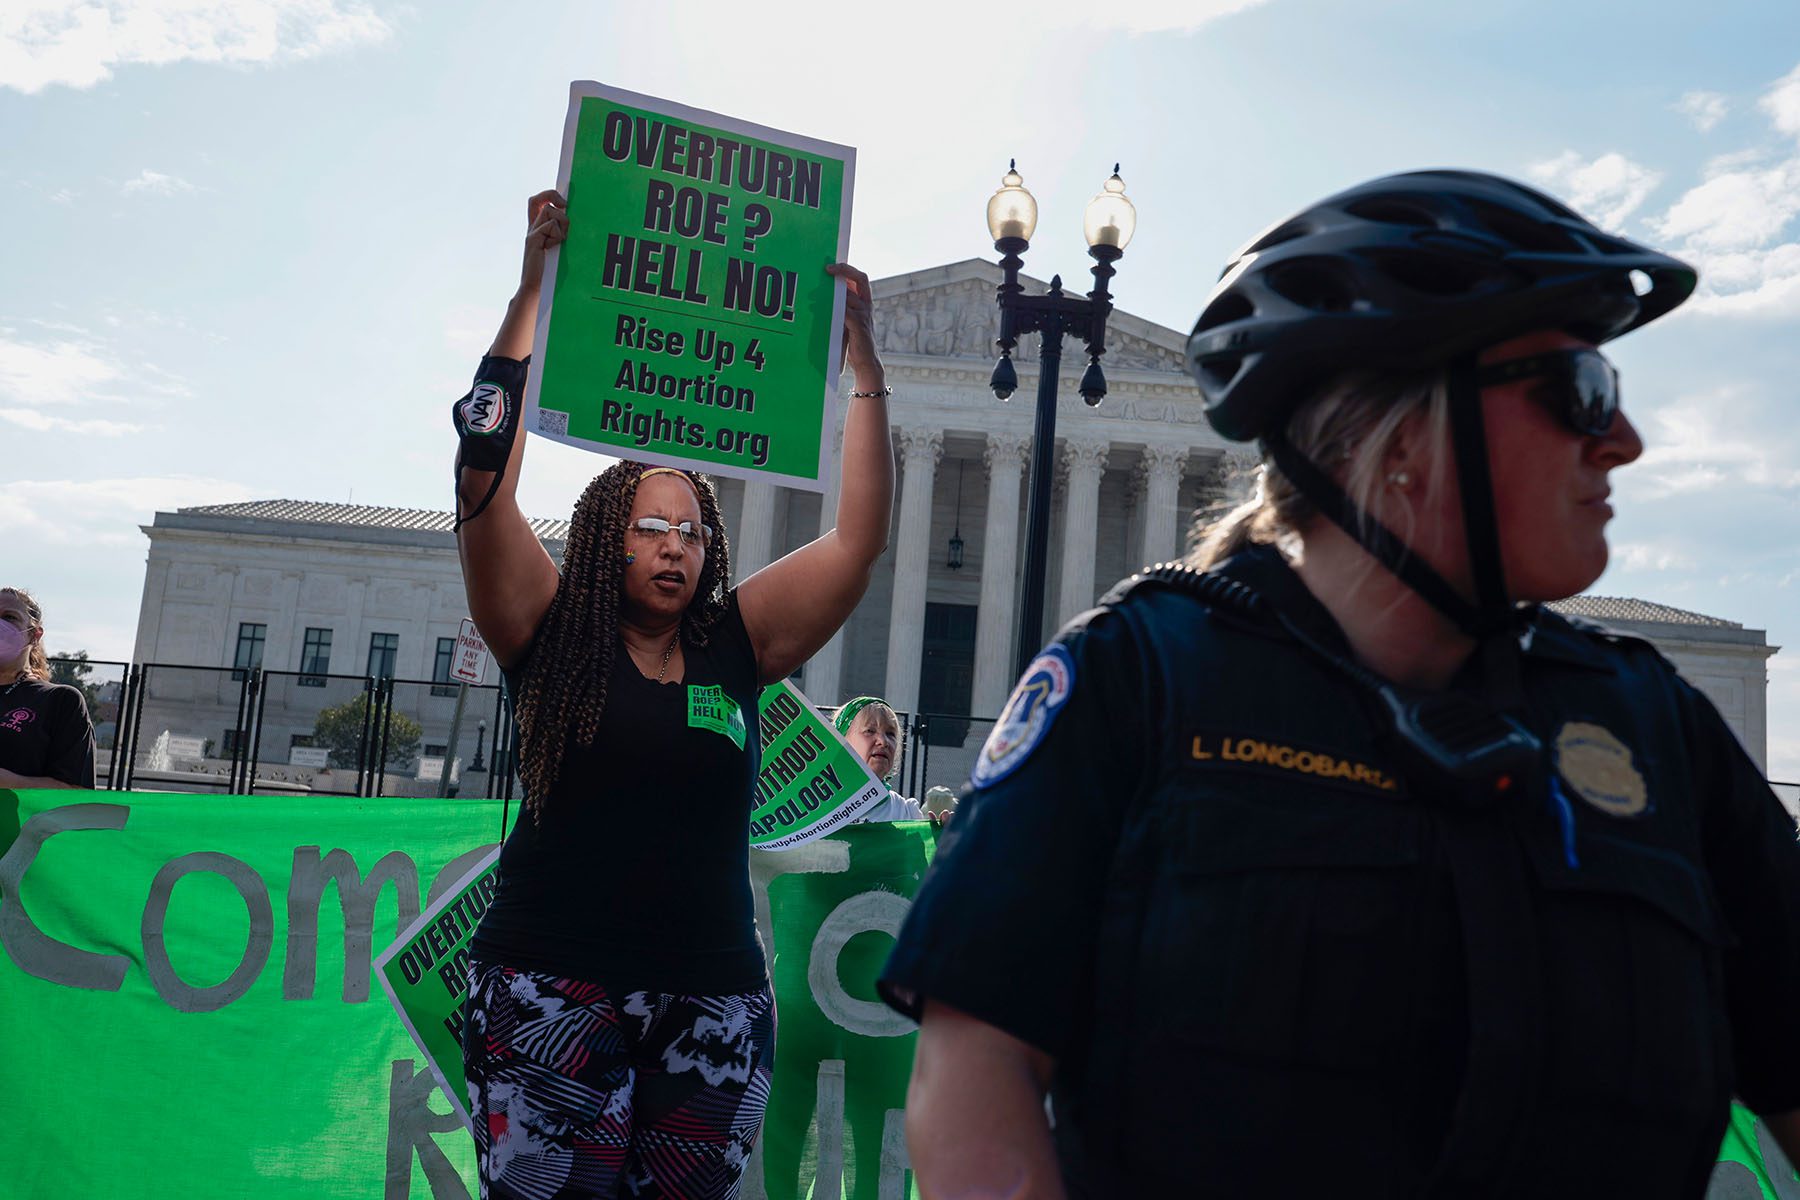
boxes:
[537,409,569,437]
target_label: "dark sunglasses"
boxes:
[1475,348,1620,436]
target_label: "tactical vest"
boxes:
[1051,564,1733,1198]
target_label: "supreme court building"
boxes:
[129,260,1779,790]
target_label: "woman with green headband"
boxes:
[835,696,953,823]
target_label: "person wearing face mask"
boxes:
[881,171,1800,1198]
[0,586,95,791]
[450,189,894,1200]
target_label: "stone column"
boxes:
[971,431,1031,717]
[1219,447,1262,507]
[1056,439,1110,627]
[734,481,778,576]
[265,571,304,670]
[131,554,172,662]
[883,427,942,713]
[801,442,847,704]
[1136,445,1190,570]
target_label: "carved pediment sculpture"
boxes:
[872,281,1002,360]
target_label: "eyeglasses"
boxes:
[628,516,712,548]
[1475,348,1620,437]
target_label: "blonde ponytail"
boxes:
[1185,368,1447,572]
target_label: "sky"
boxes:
[3,0,1799,781]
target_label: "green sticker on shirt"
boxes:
[687,684,747,750]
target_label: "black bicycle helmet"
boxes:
[1187,169,1696,442]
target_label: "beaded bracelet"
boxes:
[848,385,893,398]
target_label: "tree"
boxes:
[310,694,423,770]
[48,651,103,713]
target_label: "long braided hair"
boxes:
[514,461,732,822]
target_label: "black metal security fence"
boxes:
[56,654,991,804]
[46,657,1796,820]
[51,656,520,801]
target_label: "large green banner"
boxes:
[526,82,854,490]
[0,789,496,1199]
[0,790,929,1199]
[752,823,935,1199]
[4,788,1777,1198]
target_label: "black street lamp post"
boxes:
[987,162,1137,678]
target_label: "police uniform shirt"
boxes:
[879,545,1800,1198]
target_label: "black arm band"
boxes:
[451,354,529,530]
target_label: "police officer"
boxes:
[879,171,1800,1198]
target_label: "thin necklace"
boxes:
[656,632,679,682]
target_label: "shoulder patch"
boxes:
[971,644,1076,789]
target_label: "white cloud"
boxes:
[1650,157,1800,252]
[12,475,255,545]
[1675,90,1729,133]
[1614,542,1696,571]
[0,407,141,435]
[0,330,190,433]
[0,0,394,95]
[120,168,194,196]
[1629,386,1800,498]
[1761,62,1800,140]
[1684,242,1800,317]
[0,334,122,406]
[1527,150,1662,230]
[1641,62,1800,318]
[1039,0,1273,33]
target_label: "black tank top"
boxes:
[471,590,765,994]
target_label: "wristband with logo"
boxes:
[452,354,529,529]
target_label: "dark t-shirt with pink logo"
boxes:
[0,678,95,788]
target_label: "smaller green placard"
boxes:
[373,847,501,1132]
[752,680,885,849]
[688,683,748,750]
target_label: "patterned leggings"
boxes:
[463,959,775,1200]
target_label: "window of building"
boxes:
[299,628,332,686]
[431,636,459,697]
[231,622,266,681]
[222,729,245,755]
[367,632,399,680]
[424,742,448,758]
[918,602,977,746]
[289,733,315,749]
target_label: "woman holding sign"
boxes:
[451,189,894,1200]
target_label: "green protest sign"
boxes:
[752,681,885,849]
[374,847,501,1134]
[1711,1103,1800,1198]
[526,82,854,490]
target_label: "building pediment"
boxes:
[870,259,1188,374]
